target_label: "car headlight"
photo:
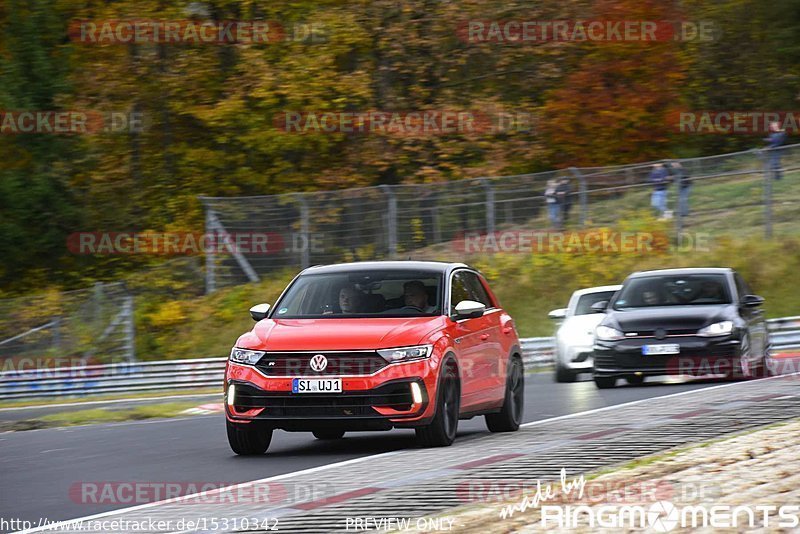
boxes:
[377,345,432,363]
[697,321,733,337]
[595,325,625,341]
[229,348,266,365]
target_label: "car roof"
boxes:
[628,267,733,278]
[301,260,470,275]
[572,284,623,296]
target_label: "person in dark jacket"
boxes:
[555,178,572,228]
[669,161,691,217]
[648,163,670,218]
[764,121,787,180]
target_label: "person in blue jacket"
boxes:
[648,163,670,218]
[764,121,787,180]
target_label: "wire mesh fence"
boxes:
[202,143,800,291]
[0,282,135,371]
[1,144,797,372]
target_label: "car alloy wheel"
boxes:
[486,357,524,432]
[416,361,460,447]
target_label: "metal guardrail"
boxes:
[1,317,798,401]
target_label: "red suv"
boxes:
[225,261,524,455]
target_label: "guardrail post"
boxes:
[479,178,495,235]
[123,295,136,362]
[204,205,216,294]
[92,282,103,324]
[380,185,397,258]
[669,159,684,244]
[761,149,773,238]
[568,167,586,226]
[293,193,310,269]
[52,316,62,352]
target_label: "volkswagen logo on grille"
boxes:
[654,328,667,340]
[309,354,328,372]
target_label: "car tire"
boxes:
[729,335,754,380]
[554,361,577,383]
[593,376,617,389]
[486,356,524,432]
[416,361,460,447]
[226,420,272,455]
[762,345,777,377]
[312,429,346,440]
[625,375,645,386]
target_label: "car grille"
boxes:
[594,346,739,371]
[594,352,673,370]
[624,329,698,338]
[232,382,415,418]
[254,351,388,376]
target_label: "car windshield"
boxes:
[612,274,732,310]
[574,291,618,315]
[271,270,443,318]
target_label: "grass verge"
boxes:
[0,400,212,432]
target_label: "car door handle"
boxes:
[480,333,490,340]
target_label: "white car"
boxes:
[548,285,622,382]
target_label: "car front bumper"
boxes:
[225,360,436,431]
[558,344,594,371]
[593,336,742,377]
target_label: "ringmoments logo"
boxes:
[538,502,800,530]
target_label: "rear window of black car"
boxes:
[612,274,732,309]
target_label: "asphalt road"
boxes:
[0,372,725,530]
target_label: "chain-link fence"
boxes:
[0,282,135,370]
[201,143,800,292]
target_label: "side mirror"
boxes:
[548,308,567,320]
[249,303,271,321]
[741,294,765,308]
[591,301,609,313]
[453,300,486,320]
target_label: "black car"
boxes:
[591,268,771,388]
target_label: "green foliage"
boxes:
[1,1,799,293]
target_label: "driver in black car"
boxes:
[402,280,437,313]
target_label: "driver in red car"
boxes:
[403,280,436,313]
[338,285,364,314]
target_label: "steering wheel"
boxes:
[402,305,424,312]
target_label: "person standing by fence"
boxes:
[764,121,787,180]
[544,179,560,227]
[555,177,572,229]
[669,161,691,217]
[648,163,670,219]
